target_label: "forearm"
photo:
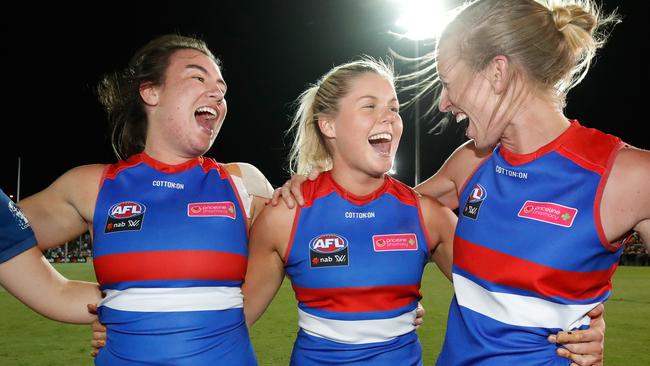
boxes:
[0,247,101,324]
[242,271,284,328]
[415,175,458,210]
[242,248,285,327]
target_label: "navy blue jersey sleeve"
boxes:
[0,189,37,263]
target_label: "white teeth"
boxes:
[196,106,217,119]
[455,113,467,123]
[368,132,392,142]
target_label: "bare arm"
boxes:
[0,247,101,323]
[419,195,457,281]
[415,141,490,210]
[1,165,103,323]
[242,202,294,327]
[19,164,104,249]
[625,148,650,249]
[601,146,650,245]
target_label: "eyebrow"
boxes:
[186,64,228,91]
[357,95,398,103]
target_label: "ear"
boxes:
[489,55,509,94]
[318,115,336,139]
[139,82,159,106]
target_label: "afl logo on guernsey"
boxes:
[462,183,487,220]
[105,201,146,233]
[309,234,349,268]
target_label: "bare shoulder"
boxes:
[607,146,650,197]
[255,197,296,229]
[416,194,457,240]
[417,193,447,215]
[22,164,105,205]
[602,146,650,239]
[612,146,650,174]
[418,194,457,225]
[250,196,297,253]
[224,162,274,199]
[61,164,106,187]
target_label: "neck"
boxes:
[500,96,571,154]
[329,167,385,197]
[143,145,200,165]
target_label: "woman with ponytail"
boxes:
[243,57,457,365]
[275,1,646,364]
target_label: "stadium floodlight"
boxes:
[392,0,454,184]
[394,0,451,40]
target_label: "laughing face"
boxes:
[323,72,402,178]
[436,41,511,150]
[142,49,228,161]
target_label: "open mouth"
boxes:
[455,112,468,123]
[194,106,218,136]
[368,132,392,157]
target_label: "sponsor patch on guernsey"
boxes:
[187,202,236,219]
[517,200,577,228]
[373,233,418,252]
[462,183,487,220]
[309,234,349,268]
[105,201,146,233]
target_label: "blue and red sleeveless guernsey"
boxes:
[437,121,624,365]
[92,153,256,366]
[285,171,431,365]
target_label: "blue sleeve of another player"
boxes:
[0,189,37,263]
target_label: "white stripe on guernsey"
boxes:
[230,175,252,219]
[100,287,243,312]
[453,274,595,330]
[298,308,416,344]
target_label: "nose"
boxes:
[207,84,225,103]
[438,88,451,112]
[380,106,398,124]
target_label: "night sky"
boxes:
[1,0,643,200]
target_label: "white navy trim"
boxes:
[454,273,596,330]
[100,286,243,312]
[298,308,416,344]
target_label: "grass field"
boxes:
[1,263,648,365]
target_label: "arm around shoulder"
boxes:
[415,141,489,210]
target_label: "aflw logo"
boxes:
[105,201,146,233]
[463,183,487,220]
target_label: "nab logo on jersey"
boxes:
[105,201,146,233]
[462,183,487,220]
[309,234,349,268]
